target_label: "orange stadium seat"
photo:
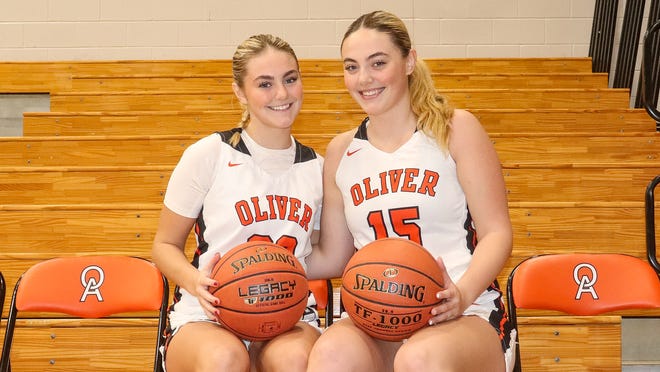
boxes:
[506,253,660,372]
[0,256,168,372]
[309,279,334,327]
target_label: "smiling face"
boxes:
[232,47,303,136]
[341,27,415,118]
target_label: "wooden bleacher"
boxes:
[1,57,659,371]
[2,165,658,205]
[1,133,658,166]
[22,108,653,136]
[48,88,631,112]
[0,58,596,93]
[67,72,609,92]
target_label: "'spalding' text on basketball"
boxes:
[352,273,426,302]
[229,251,298,274]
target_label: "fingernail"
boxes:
[214,298,220,305]
[428,320,434,326]
[213,282,219,287]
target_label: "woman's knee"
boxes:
[169,342,249,372]
[308,332,344,363]
[307,326,364,371]
[166,323,250,372]
[394,317,505,372]
[249,323,320,372]
[394,341,438,372]
[203,345,250,372]
[308,322,399,372]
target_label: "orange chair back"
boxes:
[308,279,334,326]
[309,279,328,309]
[510,253,660,315]
[507,253,660,372]
[1,256,168,372]
[15,256,165,317]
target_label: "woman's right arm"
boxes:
[306,131,357,280]
[151,206,220,319]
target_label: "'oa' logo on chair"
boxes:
[574,263,598,300]
[80,265,105,302]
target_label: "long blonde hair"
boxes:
[342,11,454,151]
[228,34,300,146]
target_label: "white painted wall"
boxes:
[0,0,598,60]
[2,0,657,109]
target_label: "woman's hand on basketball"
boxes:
[195,252,222,321]
[429,257,463,325]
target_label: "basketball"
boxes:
[209,241,309,341]
[341,238,444,341]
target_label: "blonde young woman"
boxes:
[152,34,323,372]
[305,11,516,372]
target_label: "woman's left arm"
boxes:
[448,109,513,311]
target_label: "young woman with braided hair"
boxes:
[152,34,323,372]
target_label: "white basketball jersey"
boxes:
[336,118,515,368]
[335,118,515,366]
[164,129,323,327]
[336,120,472,281]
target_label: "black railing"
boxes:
[613,0,645,89]
[590,0,660,128]
[644,176,660,275]
[590,0,620,73]
[641,19,660,126]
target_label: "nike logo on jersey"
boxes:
[228,161,242,167]
[346,148,362,156]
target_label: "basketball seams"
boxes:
[220,321,271,341]
[210,242,260,277]
[216,295,307,315]
[210,270,306,296]
[340,287,442,309]
[210,241,298,277]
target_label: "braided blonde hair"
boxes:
[228,34,300,146]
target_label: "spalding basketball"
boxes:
[209,241,309,341]
[341,238,444,341]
